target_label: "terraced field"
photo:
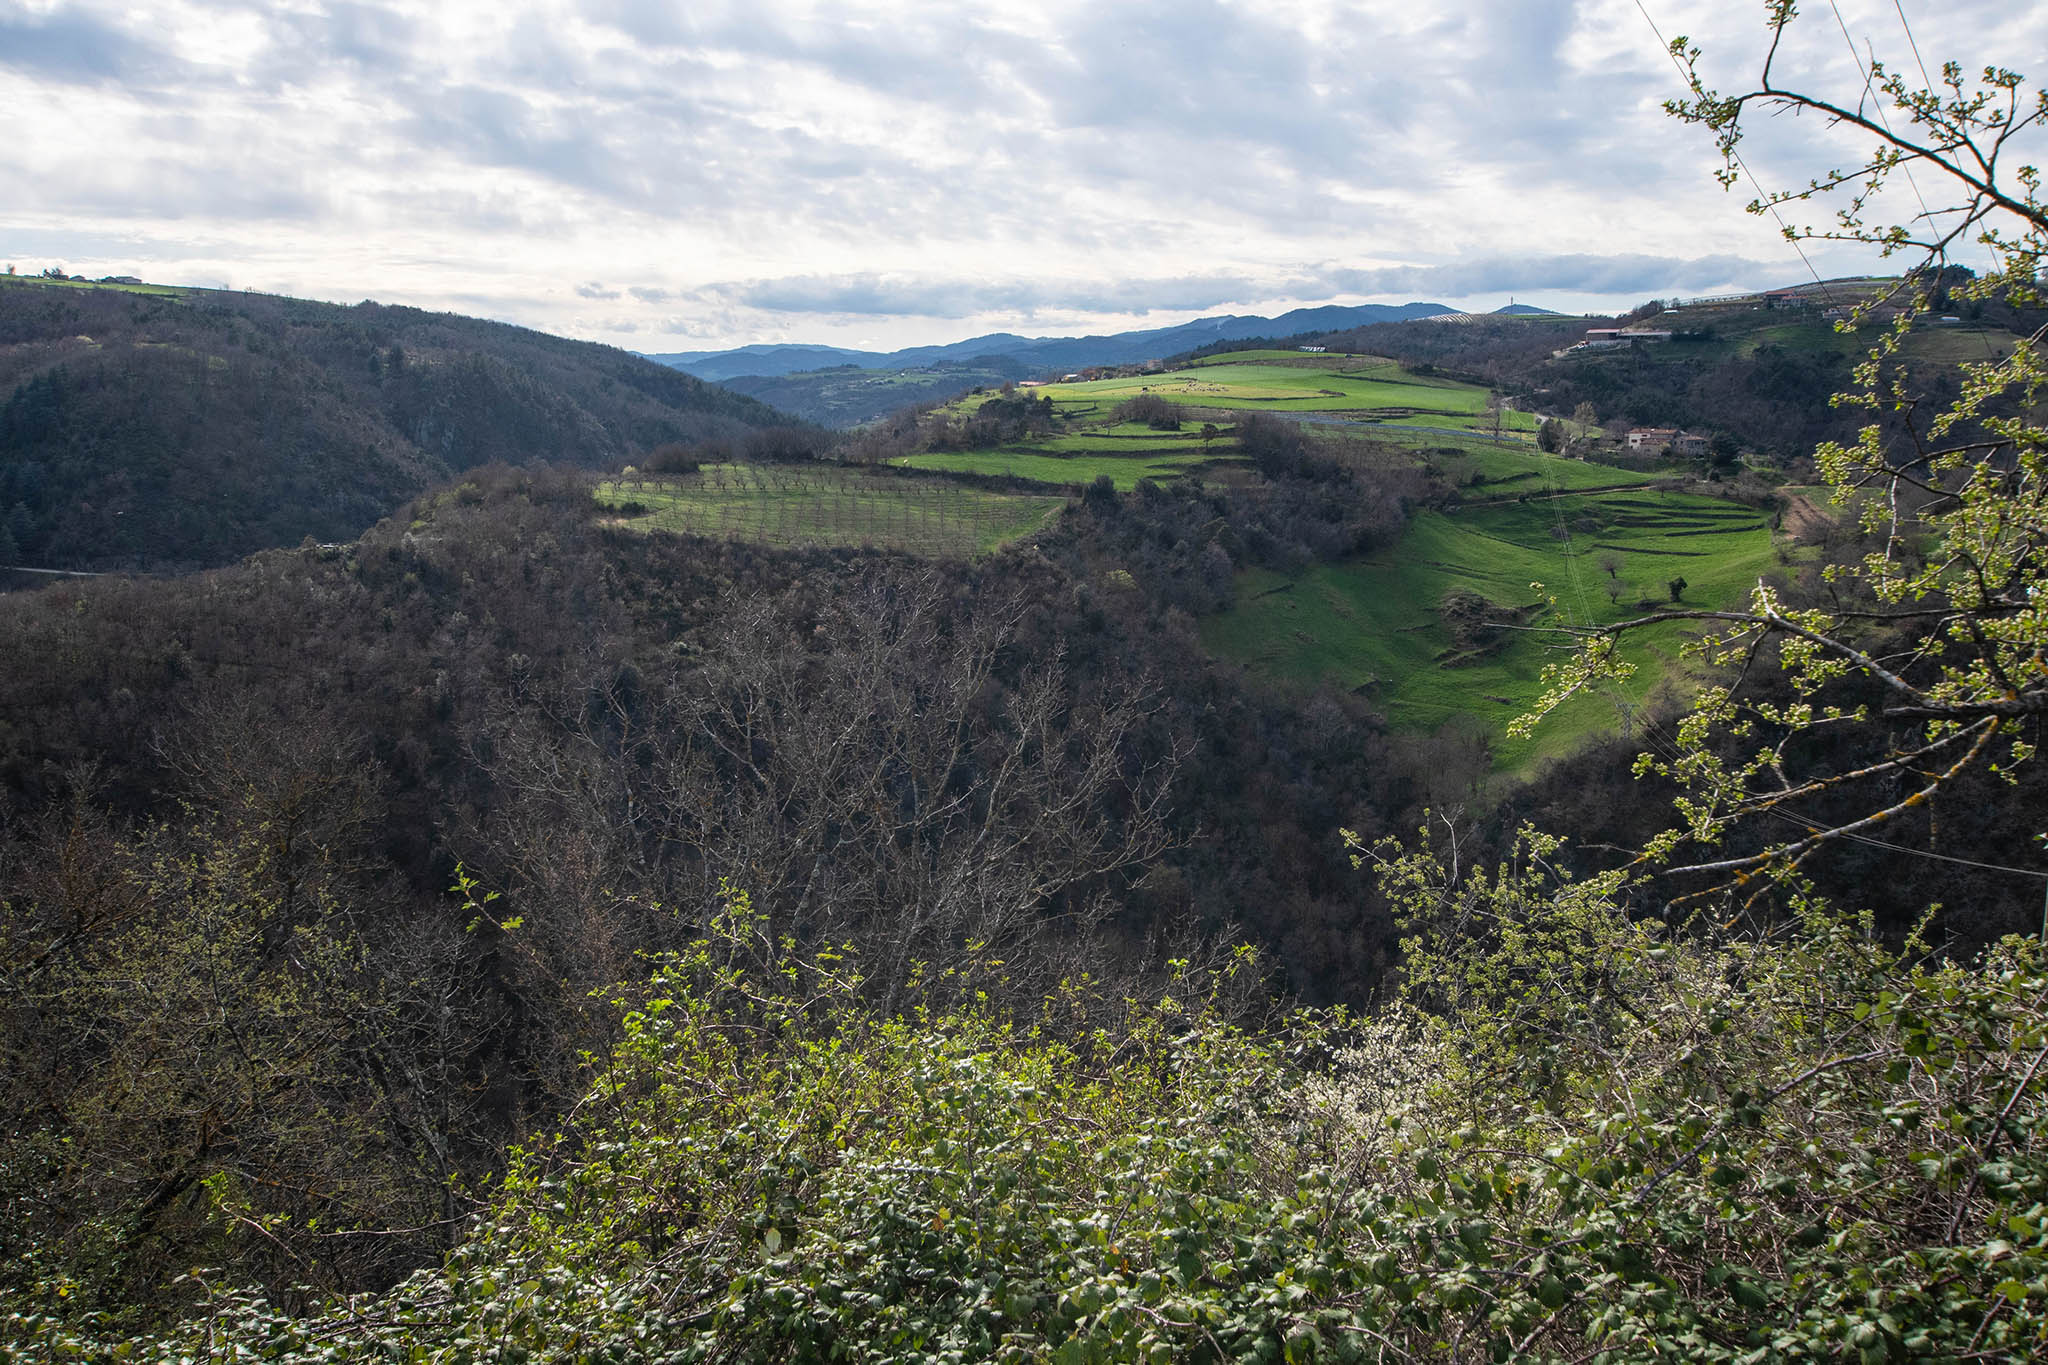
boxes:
[1200,485,1781,773]
[595,465,1066,557]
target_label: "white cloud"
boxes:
[1,0,2040,350]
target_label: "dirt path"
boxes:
[1777,488,1838,541]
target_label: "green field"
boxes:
[1032,360,1538,431]
[596,465,1066,557]
[895,353,1541,488]
[1200,485,1782,774]
[1380,430,1659,491]
[895,448,1225,489]
[895,423,1238,489]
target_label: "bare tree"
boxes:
[462,565,1184,1013]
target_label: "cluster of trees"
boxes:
[923,391,1061,451]
[1545,340,1860,459]
[1110,393,1184,430]
[1038,425,1423,615]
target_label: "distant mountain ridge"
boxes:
[646,302,1460,381]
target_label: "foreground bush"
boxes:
[8,865,2046,1361]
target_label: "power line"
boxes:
[1630,0,1840,307]
[1893,0,1935,91]
[1760,803,2047,879]
[1613,695,2046,881]
[1828,0,1937,232]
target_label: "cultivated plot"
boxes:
[596,465,1067,558]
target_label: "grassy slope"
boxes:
[897,423,1235,489]
[1385,431,1656,490]
[1035,360,1539,429]
[895,449,1228,489]
[1201,484,1780,773]
[880,353,1769,770]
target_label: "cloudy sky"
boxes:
[2,0,2037,353]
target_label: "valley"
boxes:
[8,10,2048,1359]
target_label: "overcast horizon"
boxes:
[4,1,2036,355]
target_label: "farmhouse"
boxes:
[1627,427,1709,457]
[1560,327,1674,356]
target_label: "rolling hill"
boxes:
[0,276,794,571]
[645,301,1458,382]
[647,303,1616,427]
[856,350,1782,768]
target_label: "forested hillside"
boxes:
[0,278,793,571]
[0,461,1476,1320]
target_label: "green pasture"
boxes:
[920,354,1546,492]
[1898,325,2018,365]
[1033,363,1534,431]
[1731,322,1866,359]
[990,422,1223,447]
[1200,487,1782,774]
[596,465,1066,558]
[892,449,1225,489]
[1374,432,1663,490]
[893,423,1242,488]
